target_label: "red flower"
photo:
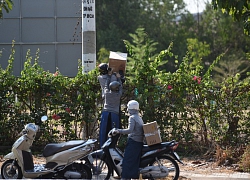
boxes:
[65,108,71,113]
[167,85,172,90]
[52,114,60,120]
[193,76,201,84]
[197,77,201,84]
[46,93,51,97]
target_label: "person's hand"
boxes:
[108,68,113,75]
[112,130,120,136]
[116,73,121,78]
[108,71,112,75]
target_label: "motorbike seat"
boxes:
[141,141,175,153]
[43,140,86,157]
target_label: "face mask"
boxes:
[127,109,138,115]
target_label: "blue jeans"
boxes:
[121,138,143,179]
[99,111,120,147]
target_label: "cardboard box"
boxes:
[143,121,162,146]
[108,51,127,76]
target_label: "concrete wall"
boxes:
[0,0,82,77]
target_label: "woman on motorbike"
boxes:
[114,100,144,180]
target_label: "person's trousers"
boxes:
[121,138,143,179]
[99,111,120,147]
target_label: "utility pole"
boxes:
[82,0,96,74]
[81,0,96,140]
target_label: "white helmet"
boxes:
[24,123,38,140]
[127,100,139,110]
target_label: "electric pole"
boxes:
[82,0,96,73]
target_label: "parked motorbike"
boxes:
[1,115,96,179]
[83,128,183,180]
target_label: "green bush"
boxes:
[0,31,250,172]
[239,145,250,172]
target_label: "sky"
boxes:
[184,0,211,13]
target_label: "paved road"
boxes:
[181,171,250,180]
[1,170,250,179]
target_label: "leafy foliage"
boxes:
[211,0,250,35]
[0,42,16,145]
[213,57,250,83]
[199,5,250,80]
[239,144,250,172]
[96,0,142,52]
[1,29,250,172]
[0,0,13,18]
[0,44,101,145]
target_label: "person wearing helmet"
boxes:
[97,63,117,98]
[113,100,144,180]
[98,63,108,75]
[99,72,123,147]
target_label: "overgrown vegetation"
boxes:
[0,0,13,18]
[239,145,250,172]
[1,30,250,171]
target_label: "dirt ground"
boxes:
[177,157,242,180]
[0,155,241,180]
[180,157,238,173]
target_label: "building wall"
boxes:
[0,0,82,77]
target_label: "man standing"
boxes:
[99,72,123,147]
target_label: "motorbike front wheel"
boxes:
[1,159,23,179]
[149,155,180,180]
[91,157,112,180]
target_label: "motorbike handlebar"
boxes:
[108,128,119,137]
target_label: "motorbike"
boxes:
[1,115,97,179]
[83,128,183,180]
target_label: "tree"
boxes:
[97,47,109,65]
[0,0,13,18]
[124,27,170,121]
[213,55,250,83]
[96,0,142,52]
[198,5,250,74]
[95,0,194,72]
[211,0,250,35]
[138,0,194,72]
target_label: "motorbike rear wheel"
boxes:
[91,157,112,180]
[149,155,180,180]
[1,159,23,179]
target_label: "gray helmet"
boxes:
[109,81,120,91]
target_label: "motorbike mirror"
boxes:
[41,115,48,122]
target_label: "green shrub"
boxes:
[239,145,250,172]
[0,31,250,173]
